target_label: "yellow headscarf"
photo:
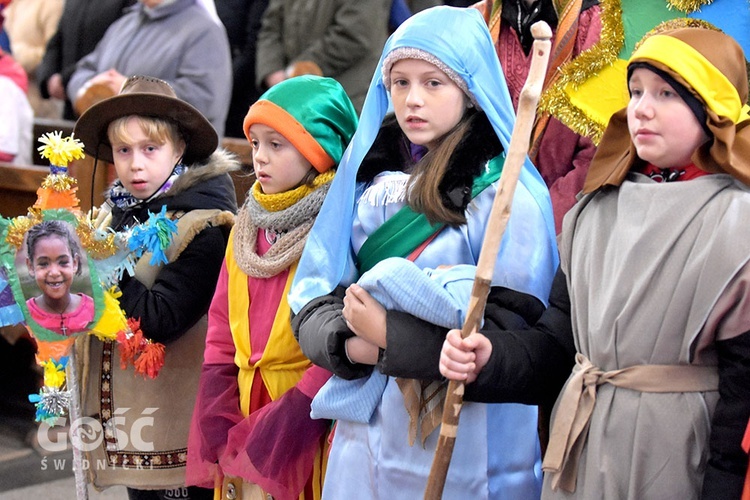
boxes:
[583,27,750,193]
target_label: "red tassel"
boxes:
[116,318,166,378]
[116,318,147,369]
[134,341,166,379]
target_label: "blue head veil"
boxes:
[289,6,557,313]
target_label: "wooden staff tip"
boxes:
[530,21,552,41]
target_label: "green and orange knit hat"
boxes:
[243,75,358,173]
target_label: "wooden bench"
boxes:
[0,162,49,217]
[222,137,255,206]
[0,119,255,218]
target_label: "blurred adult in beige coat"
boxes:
[3,0,63,118]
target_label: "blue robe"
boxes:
[290,6,559,498]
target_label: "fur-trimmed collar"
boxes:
[166,148,240,198]
[358,112,502,213]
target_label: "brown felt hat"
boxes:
[73,75,218,164]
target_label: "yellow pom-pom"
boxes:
[37,131,85,168]
[41,359,67,389]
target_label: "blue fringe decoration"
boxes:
[127,206,177,266]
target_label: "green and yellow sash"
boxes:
[356,155,504,274]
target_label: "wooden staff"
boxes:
[68,344,89,500]
[423,20,552,499]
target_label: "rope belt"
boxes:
[542,353,719,492]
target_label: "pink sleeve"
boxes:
[296,364,333,399]
[186,363,244,488]
[542,4,602,234]
[186,260,244,488]
[546,131,597,233]
[203,260,236,365]
[575,5,602,54]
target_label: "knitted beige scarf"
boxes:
[233,172,334,278]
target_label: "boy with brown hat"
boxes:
[74,74,239,500]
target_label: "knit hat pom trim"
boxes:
[382,47,478,107]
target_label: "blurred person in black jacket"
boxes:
[215,0,269,138]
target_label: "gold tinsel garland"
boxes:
[40,174,78,192]
[4,211,117,258]
[633,18,717,51]
[666,0,714,14]
[538,0,721,144]
[5,214,41,249]
[75,216,118,259]
[538,0,623,144]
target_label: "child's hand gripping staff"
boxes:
[424,20,552,499]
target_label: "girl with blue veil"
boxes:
[289,6,558,498]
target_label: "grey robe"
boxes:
[546,173,750,499]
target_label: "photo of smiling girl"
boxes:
[24,219,94,337]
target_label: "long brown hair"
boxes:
[406,108,478,226]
